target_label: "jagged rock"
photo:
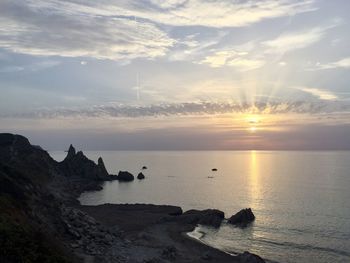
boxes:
[137,172,145,180]
[237,251,265,263]
[60,146,110,181]
[117,171,134,181]
[67,144,76,158]
[228,208,255,227]
[179,209,224,228]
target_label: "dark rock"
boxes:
[236,251,265,263]
[137,172,145,180]
[228,208,255,227]
[212,168,218,171]
[117,171,134,182]
[179,209,224,228]
[162,246,177,260]
[67,144,76,158]
[59,146,110,181]
[142,166,147,170]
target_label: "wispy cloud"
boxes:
[0,1,175,61]
[132,0,317,28]
[262,19,341,55]
[198,48,265,71]
[3,100,350,119]
[0,0,316,61]
[0,60,60,73]
[297,87,338,101]
[263,27,327,54]
[310,57,350,70]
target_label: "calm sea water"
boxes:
[51,151,350,263]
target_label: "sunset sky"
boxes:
[1,0,350,150]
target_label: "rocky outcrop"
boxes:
[59,145,110,181]
[61,206,120,256]
[116,171,134,181]
[0,133,59,183]
[179,209,225,228]
[228,208,255,227]
[137,172,145,180]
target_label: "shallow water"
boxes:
[51,151,350,263]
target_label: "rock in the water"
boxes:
[179,209,224,228]
[142,166,147,170]
[211,168,217,171]
[137,172,145,180]
[117,171,134,181]
[237,251,265,263]
[228,208,255,227]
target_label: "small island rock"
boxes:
[228,208,255,227]
[142,166,147,170]
[117,171,134,182]
[137,172,145,180]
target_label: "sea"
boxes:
[50,151,350,263]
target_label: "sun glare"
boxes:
[246,114,261,133]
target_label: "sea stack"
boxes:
[228,208,255,227]
[137,172,145,180]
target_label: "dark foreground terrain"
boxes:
[0,133,265,263]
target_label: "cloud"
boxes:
[311,57,350,70]
[297,87,338,101]
[263,27,326,54]
[0,0,317,61]
[198,49,265,71]
[0,0,175,61]
[125,0,316,28]
[3,100,350,119]
[0,60,60,73]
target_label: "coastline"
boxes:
[0,133,265,263]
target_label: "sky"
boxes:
[0,0,350,150]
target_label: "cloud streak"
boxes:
[2,100,350,119]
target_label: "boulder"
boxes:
[179,209,224,228]
[211,168,217,171]
[228,208,255,227]
[142,166,147,170]
[137,172,145,180]
[117,171,134,182]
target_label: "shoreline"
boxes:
[0,133,265,263]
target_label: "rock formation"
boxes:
[59,145,110,181]
[117,171,134,181]
[228,208,255,227]
[179,209,225,228]
[137,172,145,179]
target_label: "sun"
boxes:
[245,115,261,133]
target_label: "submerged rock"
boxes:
[117,171,134,182]
[137,172,145,180]
[228,208,255,227]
